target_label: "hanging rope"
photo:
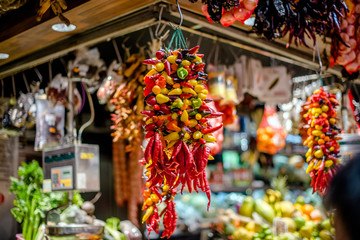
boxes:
[11,75,16,97]
[167,0,187,50]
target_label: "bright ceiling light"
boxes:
[244,17,255,26]
[52,23,76,32]
[0,53,9,59]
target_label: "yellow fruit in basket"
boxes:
[257,128,265,135]
[294,203,302,212]
[265,126,274,136]
[310,209,322,222]
[259,134,270,142]
[245,221,256,232]
[302,204,314,216]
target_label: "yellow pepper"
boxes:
[167,55,176,64]
[306,161,315,173]
[329,118,336,125]
[150,194,160,203]
[152,85,161,95]
[183,132,190,140]
[181,60,191,66]
[145,119,153,125]
[325,160,333,168]
[188,79,198,86]
[307,140,314,148]
[305,148,312,158]
[315,160,322,170]
[321,105,329,112]
[171,113,178,120]
[142,206,154,223]
[156,62,165,72]
[195,113,202,120]
[193,56,202,63]
[167,140,177,148]
[208,155,214,160]
[163,184,170,192]
[193,131,202,139]
[329,146,334,152]
[146,69,157,76]
[161,88,169,94]
[162,72,173,85]
[314,149,324,159]
[201,90,209,95]
[203,134,216,143]
[182,87,197,95]
[194,84,205,93]
[183,99,192,105]
[315,125,323,130]
[198,93,207,100]
[156,94,170,104]
[312,130,322,136]
[168,88,182,95]
[181,110,189,122]
[189,119,198,127]
[164,132,180,141]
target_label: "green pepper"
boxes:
[171,98,184,109]
[189,110,197,117]
[177,67,188,79]
[191,98,202,109]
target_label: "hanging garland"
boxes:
[301,87,342,195]
[189,0,258,27]
[253,0,348,47]
[141,28,222,238]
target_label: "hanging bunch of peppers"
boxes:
[253,0,348,47]
[301,88,342,195]
[189,0,258,27]
[141,30,222,237]
[109,52,147,227]
[330,0,360,74]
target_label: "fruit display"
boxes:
[188,0,258,27]
[253,0,348,47]
[257,107,286,155]
[330,0,360,74]
[301,88,342,195]
[141,45,223,238]
[215,189,335,240]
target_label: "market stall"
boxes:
[1,0,360,240]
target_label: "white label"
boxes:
[77,173,86,189]
[43,179,52,193]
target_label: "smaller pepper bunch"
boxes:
[301,88,342,195]
[189,0,258,27]
[141,46,223,238]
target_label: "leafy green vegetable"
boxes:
[9,160,83,240]
[105,217,126,240]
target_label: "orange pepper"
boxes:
[321,113,328,118]
[153,116,159,123]
[318,139,325,145]
[320,134,325,139]
[181,104,188,110]
[167,121,181,132]
[324,136,330,142]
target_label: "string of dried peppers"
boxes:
[301,88,342,195]
[141,45,223,238]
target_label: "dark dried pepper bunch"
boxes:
[253,0,293,40]
[253,0,348,47]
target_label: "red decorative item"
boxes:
[301,88,342,195]
[141,46,222,238]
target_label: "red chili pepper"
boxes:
[164,60,171,76]
[195,63,205,71]
[202,123,223,134]
[145,123,156,131]
[143,59,161,65]
[144,136,155,163]
[141,110,155,117]
[180,93,192,99]
[196,53,204,58]
[189,45,200,54]
[199,103,210,111]
[199,138,206,145]
[145,131,155,139]
[180,81,193,88]
[186,74,198,80]
[199,119,208,124]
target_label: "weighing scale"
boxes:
[42,75,103,239]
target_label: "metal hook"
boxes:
[22,72,30,93]
[112,39,123,65]
[169,0,183,30]
[155,4,165,39]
